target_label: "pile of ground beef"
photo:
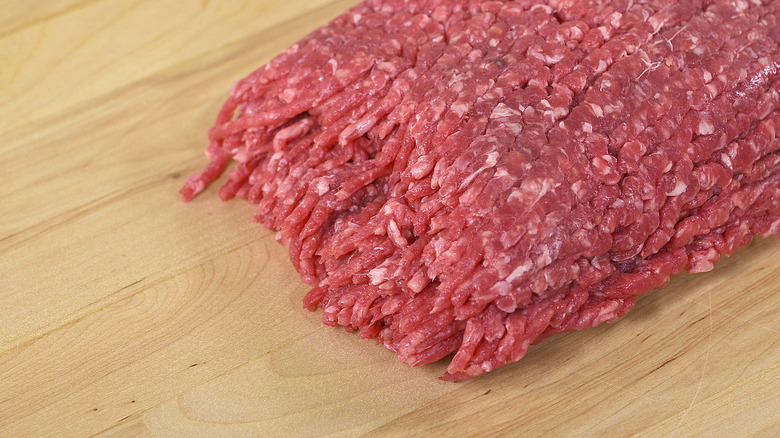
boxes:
[182,0,780,380]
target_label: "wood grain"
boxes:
[1,1,778,436]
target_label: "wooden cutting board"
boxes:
[1,1,778,436]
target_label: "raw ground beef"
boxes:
[182,0,780,380]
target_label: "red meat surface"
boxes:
[182,0,780,380]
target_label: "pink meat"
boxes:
[182,0,780,380]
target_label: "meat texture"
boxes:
[182,0,780,380]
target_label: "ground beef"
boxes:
[181,0,780,380]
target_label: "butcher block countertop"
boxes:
[2,1,779,436]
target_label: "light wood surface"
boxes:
[1,1,779,436]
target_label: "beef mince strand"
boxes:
[182,0,780,381]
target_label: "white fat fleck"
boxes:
[280,88,296,103]
[377,61,396,73]
[697,119,715,135]
[407,270,428,293]
[664,161,673,173]
[233,146,250,163]
[315,179,329,195]
[485,151,499,167]
[702,70,713,82]
[589,103,604,117]
[491,281,512,296]
[689,248,718,273]
[452,102,469,117]
[593,155,616,175]
[530,4,553,13]
[449,72,467,84]
[582,122,593,133]
[751,141,761,155]
[459,152,500,189]
[537,248,552,268]
[505,122,523,135]
[380,202,395,215]
[610,198,625,208]
[368,267,388,285]
[494,169,510,178]
[648,15,667,33]
[571,180,587,198]
[721,153,733,168]
[544,52,565,65]
[387,219,408,248]
[735,0,748,12]
[491,102,523,118]
[506,261,533,282]
[666,181,688,197]
[459,171,481,191]
[270,151,284,164]
[489,38,499,47]
[608,11,623,26]
[494,254,511,268]
[596,59,608,74]
[508,178,559,207]
[409,157,433,179]
[595,303,619,321]
[768,218,780,235]
[378,281,394,290]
